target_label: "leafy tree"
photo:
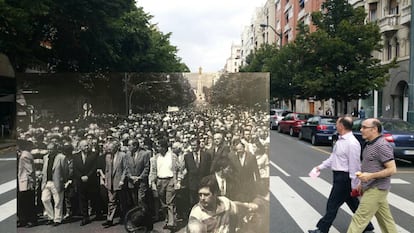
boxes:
[297,0,395,111]
[0,0,188,73]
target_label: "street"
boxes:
[270,130,414,233]
[1,132,414,233]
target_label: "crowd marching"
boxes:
[16,106,270,233]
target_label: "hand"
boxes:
[119,181,124,186]
[247,203,259,211]
[81,176,88,182]
[175,181,181,190]
[356,171,372,182]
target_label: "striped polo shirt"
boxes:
[361,136,394,191]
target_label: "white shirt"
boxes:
[156,151,174,178]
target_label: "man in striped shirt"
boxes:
[347,118,397,233]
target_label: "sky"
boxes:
[136,0,264,73]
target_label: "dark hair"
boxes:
[211,156,232,173]
[199,176,219,195]
[339,117,353,130]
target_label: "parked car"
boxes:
[298,116,338,145]
[277,112,313,136]
[269,109,292,130]
[331,118,414,162]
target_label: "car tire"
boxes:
[278,125,282,133]
[311,135,318,146]
[289,128,295,137]
[298,131,303,140]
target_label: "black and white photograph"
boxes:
[14,72,270,233]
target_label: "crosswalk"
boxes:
[271,175,413,233]
[0,179,16,222]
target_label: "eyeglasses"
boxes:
[361,125,375,129]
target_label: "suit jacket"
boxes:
[133,149,151,182]
[204,174,237,200]
[18,151,35,192]
[105,151,128,191]
[41,153,68,193]
[184,150,212,191]
[73,151,98,190]
[229,151,260,201]
[209,143,230,173]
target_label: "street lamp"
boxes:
[259,23,282,49]
[128,75,170,114]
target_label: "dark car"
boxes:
[331,118,414,162]
[277,112,314,136]
[298,116,338,145]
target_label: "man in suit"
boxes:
[41,142,69,226]
[209,132,230,174]
[129,138,153,232]
[208,156,236,200]
[102,140,129,228]
[73,139,99,226]
[17,140,37,228]
[184,139,212,208]
[229,140,260,202]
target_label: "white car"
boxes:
[270,109,290,130]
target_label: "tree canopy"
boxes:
[0,0,189,72]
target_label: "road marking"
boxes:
[270,176,340,232]
[388,192,414,217]
[0,179,16,195]
[310,146,331,155]
[391,179,410,184]
[0,199,16,221]
[301,177,410,233]
[270,161,290,176]
[0,158,16,161]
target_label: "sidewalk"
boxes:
[0,138,16,150]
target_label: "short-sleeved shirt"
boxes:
[361,136,394,190]
[189,196,238,233]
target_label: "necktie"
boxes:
[196,152,200,168]
[82,153,87,164]
[221,179,225,195]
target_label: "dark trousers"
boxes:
[316,171,374,233]
[78,183,98,220]
[17,190,37,225]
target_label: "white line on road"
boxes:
[0,179,16,195]
[0,199,16,221]
[391,178,410,184]
[270,176,340,232]
[301,177,410,233]
[0,158,16,161]
[270,160,290,176]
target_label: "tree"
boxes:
[296,0,395,112]
[0,0,188,73]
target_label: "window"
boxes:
[369,3,377,21]
[395,41,400,57]
[299,0,305,9]
[389,0,399,14]
[387,41,392,60]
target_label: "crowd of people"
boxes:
[16,106,270,233]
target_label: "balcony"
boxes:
[284,1,292,13]
[400,3,411,25]
[298,9,307,21]
[378,14,400,33]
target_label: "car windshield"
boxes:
[320,118,336,124]
[297,114,312,120]
[382,121,414,131]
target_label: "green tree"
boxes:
[0,0,188,73]
[297,0,395,111]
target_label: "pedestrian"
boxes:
[359,107,366,119]
[347,118,398,233]
[352,107,359,118]
[41,142,69,226]
[188,176,259,233]
[325,108,333,116]
[17,140,37,228]
[317,107,324,115]
[308,117,374,233]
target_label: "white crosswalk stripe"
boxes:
[0,179,17,222]
[270,175,413,233]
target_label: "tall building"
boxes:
[225,44,242,73]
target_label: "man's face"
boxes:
[213,134,222,146]
[235,143,244,156]
[79,141,89,152]
[360,119,376,140]
[198,187,215,209]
